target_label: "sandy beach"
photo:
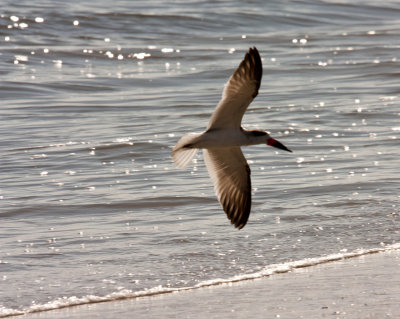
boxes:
[21,249,400,319]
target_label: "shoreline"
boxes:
[14,247,400,319]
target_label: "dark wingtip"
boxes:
[240,47,262,98]
[228,203,250,230]
[232,219,246,230]
[235,223,246,230]
[249,46,259,56]
[221,166,252,230]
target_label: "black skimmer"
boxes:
[173,47,292,229]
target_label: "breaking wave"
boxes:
[2,243,399,318]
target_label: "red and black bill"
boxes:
[267,138,292,153]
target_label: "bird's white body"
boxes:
[179,129,271,149]
[172,47,291,229]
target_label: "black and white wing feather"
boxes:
[203,147,251,229]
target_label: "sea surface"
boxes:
[1,0,400,316]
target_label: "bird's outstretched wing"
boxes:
[203,147,251,229]
[207,47,262,130]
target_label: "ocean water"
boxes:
[1,0,400,316]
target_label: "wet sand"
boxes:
[23,249,400,319]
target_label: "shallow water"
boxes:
[1,0,400,316]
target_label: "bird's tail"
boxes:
[172,133,200,168]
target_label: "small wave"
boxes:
[1,243,399,318]
[1,196,215,218]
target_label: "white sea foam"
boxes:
[1,243,399,318]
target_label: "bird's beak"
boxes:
[267,138,292,153]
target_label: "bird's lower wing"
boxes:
[203,147,251,229]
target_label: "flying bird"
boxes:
[172,47,292,229]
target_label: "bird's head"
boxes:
[246,129,292,152]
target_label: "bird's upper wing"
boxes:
[203,147,251,229]
[207,47,262,130]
